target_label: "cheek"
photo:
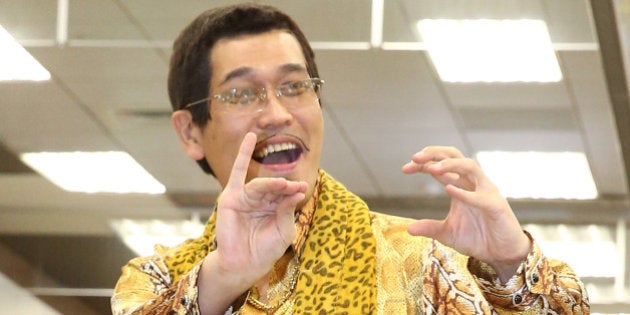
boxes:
[299,105,323,130]
[309,110,325,142]
[301,109,324,155]
[202,120,242,177]
[207,116,248,145]
[208,117,256,157]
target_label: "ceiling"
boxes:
[0,0,629,313]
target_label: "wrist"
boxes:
[489,233,531,284]
[198,252,255,314]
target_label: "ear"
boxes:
[171,110,205,161]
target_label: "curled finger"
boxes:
[426,158,481,191]
[411,146,464,164]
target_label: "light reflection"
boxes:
[523,224,617,278]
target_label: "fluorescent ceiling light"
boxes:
[476,151,597,199]
[20,151,165,194]
[417,19,562,82]
[523,223,617,278]
[111,218,205,256]
[0,24,51,81]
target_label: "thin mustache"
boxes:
[255,133,311,152]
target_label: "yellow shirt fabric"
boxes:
[111,170,588,314]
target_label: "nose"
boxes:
[255,90,293,130]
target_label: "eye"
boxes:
[217,88,257,105]
[280,80,309,96]
[235,88,259,105]
[212,88,236,104]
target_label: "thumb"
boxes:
[274,192,304,247]
[407,219,449,243]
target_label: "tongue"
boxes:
[259,148,302,164]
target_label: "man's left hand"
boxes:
[402,146,531,283]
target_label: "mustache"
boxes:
[255,133,310,152]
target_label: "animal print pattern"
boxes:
[370,212,589,314]
[111,249,203,315]
[291,171,377,314]
[111,170,589,314]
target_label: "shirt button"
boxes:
[180,296,189,306]
[513,293,523,305]
[531,273,539,284]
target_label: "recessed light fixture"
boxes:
[110,218,205,256]
[523,223,617,278]
[20,151,165,194]
[476,151,597,199]
[417,19,562,83]
[0,24,51,81]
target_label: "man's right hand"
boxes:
[197,132,307,314]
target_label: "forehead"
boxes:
[209,30,307,83]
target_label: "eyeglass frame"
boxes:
[183,77,324,113]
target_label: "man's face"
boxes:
[201,30,323,201]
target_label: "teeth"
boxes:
[255,142,297,158]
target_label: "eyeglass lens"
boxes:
[216,78,323,114]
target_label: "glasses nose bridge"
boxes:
[256,87,268,103]
[255,86,284,108]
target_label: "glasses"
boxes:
[184,78,324,115]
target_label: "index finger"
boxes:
[402,146,466,175]
[412,146,464,163]
[226,132,257,191]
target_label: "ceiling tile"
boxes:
[0,80,118,152]
[68,0,144,40]
[443,82,572,108]
[467,129,584,152]
[0,0,57,39]
[459,107,578,130]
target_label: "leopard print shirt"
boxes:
[111,171,589,314]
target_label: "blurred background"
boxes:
[0,0,629,313]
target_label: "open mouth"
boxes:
[253,142,303,164]
[252,135,309,165]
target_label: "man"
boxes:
[112,3,588,314]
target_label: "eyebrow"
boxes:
[218,63,308,86]
[278,63,308,75]
[220,67,253,85]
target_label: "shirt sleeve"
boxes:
[111,253,203,315]
[468,233,590,314]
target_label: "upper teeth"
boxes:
[256,142,297,158]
